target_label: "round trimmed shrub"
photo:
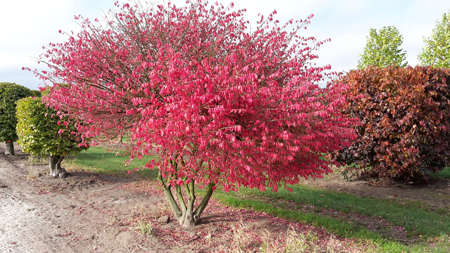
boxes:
[16,96,87,177]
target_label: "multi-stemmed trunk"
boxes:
[5,141,14,155]
[48,155,67,178]
[158,171,215,227]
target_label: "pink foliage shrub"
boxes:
[30,0,357,224]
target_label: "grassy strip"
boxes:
[214,192,410,252]
[214,188,450,252]
[233,185,450,238]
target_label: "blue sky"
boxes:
[1,0,450,90]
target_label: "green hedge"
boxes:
[0,82,33,142]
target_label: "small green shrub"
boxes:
[16,95,87,177]
[16,96,86,157]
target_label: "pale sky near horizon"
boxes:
[1,0,450,90]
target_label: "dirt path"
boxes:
[0,143,168,253]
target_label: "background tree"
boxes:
[16,91,88,178]
[418,10,450,68]
[357,26,408,69]
[31,1,357,227]
[0,82,33,155]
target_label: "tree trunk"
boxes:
[158,171,215,228]
[176,182,215,227]
[5,141,14,155]
[48,155,67,178]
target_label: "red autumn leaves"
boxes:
[34,1,358,192]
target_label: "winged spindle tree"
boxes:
[29,0,358,227]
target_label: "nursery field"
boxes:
[3,0,450,252]
[1,143,449,252]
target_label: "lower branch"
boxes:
[158,171,182,219]
[176,184,187,212]
[194,182,215,218]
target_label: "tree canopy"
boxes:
[357,26,408,69]
[418,10,450,68]
[335,66,450,181]
[16,95,86,158]
[16,94,87,177]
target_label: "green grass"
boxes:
[214,185,450,252]
[66,146,158,178]
[435,167,450,179]
[69,146,450,252]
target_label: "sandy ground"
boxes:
[0,143,167,253]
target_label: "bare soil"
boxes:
[0,143,166,252]
[1,143,449,252]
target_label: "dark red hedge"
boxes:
[335,65,450,181]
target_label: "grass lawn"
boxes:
[65,146,158,179]
[69,146,450,252]
[435,167,450,179]
[215,185,450,252]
